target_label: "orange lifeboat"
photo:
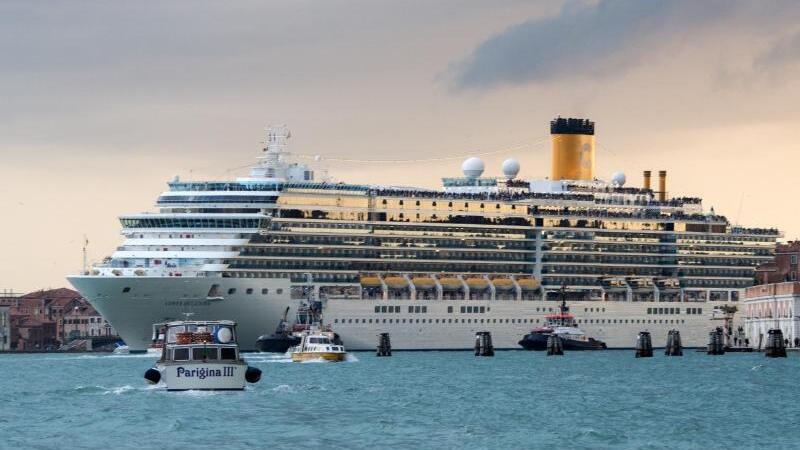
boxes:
[411,276,436,290]
[384,276,408,289]
[438,277,462,290]
[517,278,540,291]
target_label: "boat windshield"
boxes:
[309,337,331,344]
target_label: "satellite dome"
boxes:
[461,157,485,178]
[502,158,520,180]
[611,171,626,187]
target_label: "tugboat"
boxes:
[289,327,348,362]
[255,307,301,353]
[256,296,343,353]
[519,289,607,351]
[143,320,262,391]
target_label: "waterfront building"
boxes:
[62,302,117,340]
[68,119,781,350]
[2,288,117,350]
[743,282,800,348]
[0,306,9,351]
[755,241,800,284]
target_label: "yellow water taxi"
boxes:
[289,330,347,362]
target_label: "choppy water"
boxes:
[1,351,798,449]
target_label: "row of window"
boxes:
[157,195,277,204]
[170,346,238,361]
[646,307,703,315]
[374,305,429,314]
[120,217,265,229]
[333,317,688,325]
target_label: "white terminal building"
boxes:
[743,282,800,347]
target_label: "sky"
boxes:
[2,0,800,292]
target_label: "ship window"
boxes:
[415,319,419,323]
[369,319,373,323]
[415,306,421,313]
[381,306,388,313]
[375,306,380,313]
[277,289,283,294]
[334,319,338,323]
[220,348,237,360]
[408,306,414,313]
[460,306,466,313]
[479,307,485,313]
[467,306,473,313]
[348,319,353,324]
[228,288,236,295]
[422,306,427,313]
[122,287,131,293]
[261,288,269,295]
[402,319,406,323]
[447,306,453,313]
[382,319,386,324]
[435,319,439,323]
[467,319,471,323]
[388,319,393,323]
[172,348,190,361]
[246,288,253,295]
[448,202,453,207]
[415,200,420,206]
[193,347,217,360]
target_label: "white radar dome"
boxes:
[501,158,520,180]
[461,157,485,178]
[611,171,626,187]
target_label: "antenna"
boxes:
[82,235,89,274]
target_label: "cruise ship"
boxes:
[67,119,780,351]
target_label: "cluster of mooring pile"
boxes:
[371,327,790,358]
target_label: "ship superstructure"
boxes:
[68,119,780,350]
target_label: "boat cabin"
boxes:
[161,320,241,363]
[296,333,345,353]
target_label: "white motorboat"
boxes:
[144,320,262,391]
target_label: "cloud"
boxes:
[449,0,799,90]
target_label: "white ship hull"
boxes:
[69,275,737,351]
[68,275,295,352]
[324,299,739,350]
